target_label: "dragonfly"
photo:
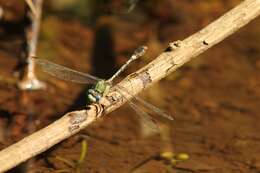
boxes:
[32,46,173,131]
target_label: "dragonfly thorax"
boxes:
[87,80,110,103]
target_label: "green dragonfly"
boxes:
[32,46,173,131]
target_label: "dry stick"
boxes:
[18,0,45,90]
[25,0,38,17]
[0,0,259,172]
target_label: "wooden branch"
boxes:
[0,0,259,172]
[18,0,46,90]
[25,0,38,18]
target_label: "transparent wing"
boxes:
[116,87,159,132]
[117,85,174,121]
[32,58,101,84]
[128,101,159,134]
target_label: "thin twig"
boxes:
[25,0,38,18]
[0,0,259,172]
[18,0,45,90]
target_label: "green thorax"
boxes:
[94,80,109,95]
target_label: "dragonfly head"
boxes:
[87,80,111,103]
[87,89,102,103]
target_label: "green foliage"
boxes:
[54,139,88,173]
[160,151,189,166]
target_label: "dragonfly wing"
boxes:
[116,88,159,133]
[117,85,174,121]
[128,100,159,134]
[32,58,101,84]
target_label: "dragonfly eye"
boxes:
[88,94,97,103]
[96,94,102,101]
[88,89,95,94]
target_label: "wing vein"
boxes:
[116,85,174,121]
[32,58,101,84]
